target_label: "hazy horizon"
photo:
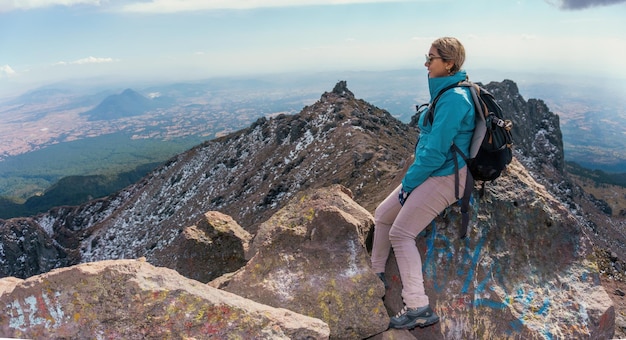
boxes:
[1,0,625,98]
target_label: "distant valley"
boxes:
[0,70,624,218]
[0,77,317,204]
[518,76,626,173]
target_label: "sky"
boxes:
[1,0,625,98]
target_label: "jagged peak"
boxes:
[320,80,355,102]
[332,80,353,97]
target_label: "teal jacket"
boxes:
[401,70,475,193]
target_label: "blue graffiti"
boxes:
[422,217,488,294]
[460,235,486,294]
[424,221,454,292]
[421,215,562,338]
[473,298,507,309]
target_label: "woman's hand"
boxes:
[398,187,410,206]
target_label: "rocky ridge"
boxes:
[1,79,623,338]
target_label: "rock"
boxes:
[0,259,329,339]
[381,158,615,339]
[152,211,252,283]
[214,184,388,339]
[0,218,70,279]
[0,276,21,295]
[331,80,354,98]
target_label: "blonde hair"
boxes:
[432,37,465,74]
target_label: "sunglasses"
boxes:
[425,54,443,64]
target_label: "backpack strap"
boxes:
[424,80,482,239]
[460,168,474,238]
[451,143,473,239]
[454,83,484,239]
[425,82,465,126]
[466,84,487,159]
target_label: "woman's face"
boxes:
[425,45,454,78]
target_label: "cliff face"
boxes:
[487,79,565,173]
[0,79,620,338]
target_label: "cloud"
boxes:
[0,0,101,12]
[55,56,117,65]
[0,65,17,77]
[119,0,406,13]
[546,0,626,10]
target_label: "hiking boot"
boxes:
[377,272,389,289]
[389,305,439,330]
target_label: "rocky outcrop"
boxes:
[381,158,614,339]
[0,218,70,279]
[213,184,388,339]
[0,175,616,338]
[483,79,564,174]
[152,211,251,283]
[0,259,330,339]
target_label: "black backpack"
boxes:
[418,80,513,238]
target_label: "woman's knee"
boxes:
[388,225,414,244]
[373,205,384,222]
[374,203,398,228]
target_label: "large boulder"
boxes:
[0,258,329,339]
[152,211,252,283]
[213,184,389,339]
[380,158,615,339]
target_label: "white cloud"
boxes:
[55,56,117,66]
[0,65,17,77]
[72,56,117,64]
[0,0,101,12]
[120,0,407,13]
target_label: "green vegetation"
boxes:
[0,132,206,217]
[0,163,159,219]
[566,161,626,188]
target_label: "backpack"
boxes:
[418,80,513,238]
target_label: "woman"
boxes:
[371,37,475,330]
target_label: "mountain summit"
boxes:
[81,88,157,121]
[1,80,622,338]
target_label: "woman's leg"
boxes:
[370,184,402,273]
[390,168,466,308]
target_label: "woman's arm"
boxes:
[401,89,472,192]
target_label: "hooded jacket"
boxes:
[401,70,475,193]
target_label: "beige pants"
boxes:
[371,167,466,308]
